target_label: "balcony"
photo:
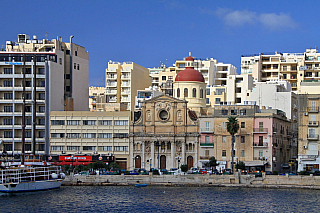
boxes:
[200,143,214,147]
[307,134,319,140]
[308,121,319,127]
[253,128,268,133]
[308,107,319,113]
[200,128,214,133]
[253,142,268,147]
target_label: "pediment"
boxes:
[143,94,187,104]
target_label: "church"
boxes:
[130,55,207,170]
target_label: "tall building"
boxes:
[0,34,89,156]
[106,61,151,111]
[241,48,320,92]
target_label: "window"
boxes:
[215,98,221,104]
[222,136,227,143]
[114,120,128,125]
[205,136,210,143]
[38,144,45,151]
[51,146,64,151]
[222,150,226,157]
[162,76,166,81]
[259,136,263,146]
[59,58,62,65]
[83,133,96,138]
[83,146,96,151]
[168,76,173,80]
[241,150,245,157]
[200,88,204,98]
[4,131,13,138]
[311,101,317,111]
[177,88,180,98]
[25,68,31,74]
[67,133,81,138]
[241,136,245,143]
[4,80,13,87]
[222,122,227,129]
[192,88,196,98]
[51,120,65,125]
[25,131,32,138]
[98,133,112,138]
[25,106,32,112]
[98,146,112,151]
[51,133,65,138]
[184,88,188,97]
[39,93,45,100]
[114,133,128,138]
[74,63,76,69]
[283,74,287,79]
[205,122,210,131]
[231,110,237,115]
[221,109,228,115]
[4,106,13,112]
[38,81,45,87]
[4,93,13,99]
[99,120,112,125]
[240,109,246,115]
[67,120,81,125]
[259,150,263,157]
[83,120,96,125]
[39,106,45,113]
[206,88,211,95]
[66,74,70,79]
[114,146,128,151]
[38,68,45,74]
[26,118,32,125]
[39,131,45,138]
[259,122,264,131]
[309,128,316,138]
[4,68,12,74]
[67,146,80,151]
[205,150,210,157]
[25,93,32,100]
[4,144,12,151]
[77,64,80,70]
[75,51,78,56]
[4,118,12,125]
[241,122,245,128]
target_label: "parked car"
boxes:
[187,167,199,174]
[240,170,248,175]
[212,169,220,175]
[265,171,273,175]
[223,169,232,175]
[129,170,139,175]
[160,169,168,175]
[168,168,181,175]
[138,168,149,175]
[199,169,208,174]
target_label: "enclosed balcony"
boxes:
[253,128,268,133]
[308,121,319,127]
[308,107,319,113]
[307,134,319,140]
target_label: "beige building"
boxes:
[50,111,130,169]
[0,34,88,156]
[106,61,151,111]
[298,81,320,172]
[241,48,320,92]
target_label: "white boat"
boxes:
[0,166,65,193]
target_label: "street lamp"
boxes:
[149,158,152,172]
[132,157,135,170]
[154,136,162,170]
[235,157,238,172]
[175,156,181,169]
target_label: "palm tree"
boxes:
[227,116,239,174]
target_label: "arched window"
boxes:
[192,88,196,98]
[200,88,203,98]
[184,88,188,98]
[177,88,180,98]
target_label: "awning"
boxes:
[243,161,267,167]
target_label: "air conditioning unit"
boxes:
[61,151,66,154]
[303,145,307,149]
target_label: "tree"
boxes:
[227,116,239,174]
[207,156,219,173]
[107,162,120,171]
[236,161,245,170]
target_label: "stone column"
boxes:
[182,141,186,165]
[150,141,154,169]
[130,140,134,170]
[194,140,198,168]
[142,142,145,169]
[171,141,175,168]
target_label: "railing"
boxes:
[200,143,214,147]
[308,107,319,113]
[200,128,214,133]
[253,142,268,147]
[308,121,319,127]
[307,134,319,140]
[253,128,268,133]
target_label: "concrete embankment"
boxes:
[62,173,320,190]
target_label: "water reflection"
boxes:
[1,186,320,212]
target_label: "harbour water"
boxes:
[1,186,320,212]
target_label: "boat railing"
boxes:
[1,166,62,184]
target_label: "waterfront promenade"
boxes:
[63,173,320,189]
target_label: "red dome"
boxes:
[186,56,194,61]
[175,67,205,82]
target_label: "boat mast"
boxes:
[21,54,26,165]
[32,54,37,156]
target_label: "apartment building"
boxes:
[134,87,162,110]
[198,115,215,168]
[241,48,320,92]
[0,34,88,156]
[298,81,320,172]
[50,111,130,170]
[106,61,151,111]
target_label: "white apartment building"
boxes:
[134,86,162,110]
[241,48,320,92]
[106,61,151,111]
[0,34,88,156]
[50,111,130,170]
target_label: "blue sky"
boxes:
[0,0,319,86]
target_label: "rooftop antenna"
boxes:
[45,31,48,40]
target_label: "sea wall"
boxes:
[62,173,320,189]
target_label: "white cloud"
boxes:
[213,7,297,30]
